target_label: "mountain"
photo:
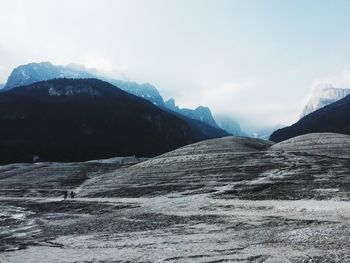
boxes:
[0,78,228,164]
[0,83,4,89]
[3,62,165,106]
[3,62,167,107]
[3,62,95,90]
[110,80,166,108]
[300,83,350,118]
[270,94,350,142]
[165,98,219,128]
[3,62,224,129]
[214,114,244,136]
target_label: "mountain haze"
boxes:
[214,114,245,136]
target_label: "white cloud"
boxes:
[235,102,302,129]
[314,70,350,89]
[0,65,9,83]
[176,79,254,110]
[174,78,302,129]
[83,55,129,80]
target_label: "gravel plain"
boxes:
[2,134,350,262]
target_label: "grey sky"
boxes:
[1,0,350,129]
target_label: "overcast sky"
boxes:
[1,0,350,129]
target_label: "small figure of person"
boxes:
[33,155,40,163]
[63,191,68,200]
[70,191,75,199]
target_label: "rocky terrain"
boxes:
[2,133,350,262]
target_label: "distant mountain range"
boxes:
[214,115,245,136]
[2,62,234,132]
[270,93,350,142]
[165,98,219,128]
[0,78,228,164]
[300,83,350,118]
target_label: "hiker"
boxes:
[63,191,68,200]
[70,191,75,199]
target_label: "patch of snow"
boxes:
[20,70,30,80]
[48,87,61,96]
[48,86,100,97]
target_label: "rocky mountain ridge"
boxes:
[2,62,225,130]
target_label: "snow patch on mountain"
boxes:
[48,86,100,97]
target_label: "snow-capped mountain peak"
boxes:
[300,83,350,118]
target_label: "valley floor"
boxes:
[2,194,350,262]
[2,135,350,262]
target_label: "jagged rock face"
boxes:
[193,106,219,127]
[214,114,244,136]
[270,93,350,142]
[165,98,177,110]
[109,80,166,107]
[300,83,350,118]
[165,98,220,128]
[180,106,219,128]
